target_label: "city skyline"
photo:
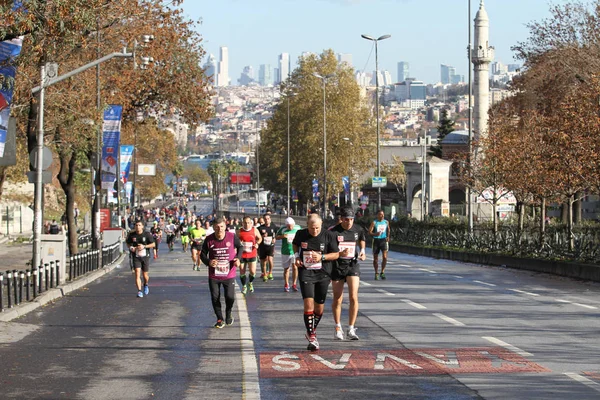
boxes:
[185,0,569,85]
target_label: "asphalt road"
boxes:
[0,204,599,399]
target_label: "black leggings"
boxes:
[209,278,235,320]
[300,279,331,304]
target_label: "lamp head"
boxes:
[377,34,391,41]
[361,34,375,41]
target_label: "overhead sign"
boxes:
[230,172,252,185]
[372,176,387,188]
[138,164,156,176]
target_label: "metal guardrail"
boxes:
[0,242,122,313]
[77,233,92,249]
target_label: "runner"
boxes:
[238,216,262,294]
[258,214,277,282]
[330,206,366,340]
[125,220,156,298]
[150,221,162,259]
[179,219,191,252]
[189,219,207,271]
[276,217,301,292]
[292,214,339,351]
[200,218,243,328]
[165,219,177,252]
[368,209,390,280]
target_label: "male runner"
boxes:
[150,221,162,259]
[179,219,190,252]
[189,219,207,270]
[258,213,277,282]
[276,217,301,292]
[165,219,177,252]
[126,220,156,298]
[330,206,366,340]
[292,214,339,351]
[368,209,390,280]
[200,218,243,328]
[238,216,262,294]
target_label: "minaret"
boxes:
[472,0,494,139]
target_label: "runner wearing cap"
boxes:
[368,209,390,280]
[330,206,366,340]
[276,217,301,292]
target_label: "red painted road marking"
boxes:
[259,347,550,378]
[584,372,600,382]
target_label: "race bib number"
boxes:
[339,241,356,259]
[377,224,386,233]
[303,252,322,270]
[215,260,230,276]
[263,236,273,246]
[136,248,147,258]
[242,241,253,253]
[286,234,295,243]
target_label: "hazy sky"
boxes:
[183,0,569,85]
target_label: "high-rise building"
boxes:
[203,54,217,85]
[383,71,393,86]
[274,68,279,85]
[397,62,409,83]
[338,53,353,67]
[217,46,229,87]
[238,66,254,86]
[441,64,457,85]
[278,53,290,84]
[371,70,384,86]
[258,64,272,86]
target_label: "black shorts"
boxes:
[259,245,275,259]
[372,238,389,255]
[133,256,150,272]
[331,264,361,281]
[242,257,257,263]
[191,243,203,251]
[299,279,331,304]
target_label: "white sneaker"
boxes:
[334,327,344,340]
[347,327,359,340]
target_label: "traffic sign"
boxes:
[27,170,52,184]
[372,177,387,188]
[29,146,53,170]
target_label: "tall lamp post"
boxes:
[361,34,391,212]
[285,92,296,216]
[313,72,334,219]
[467,0,474,233]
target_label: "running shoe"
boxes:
[241,284,248,295]
[284,285,290,292]
[262,275,268,282]
[214,320,225,329]
[347,327,359,340]
[248,282,254,293]
[374,273,380,280]
[226,316,234,326]
[305,333,319,351]
[153,254,157,259]
[292,284,298,292]
[143,285,149,295]
[137,291,144,298]
[380,272,386,280]
[268,273,274,281]
[334,326,344,340]
[193,264,198,271]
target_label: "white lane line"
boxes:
[418,268,437,274]
[399,264,413,268]
[401,299,427,310]
[236,292,260,400]
[432,313,465,327]
[482,336,533,357]
[509,289,540,297]
[360,281,372,287]
[375,288,396,296]
[453,275,464,279]
[474,280,497,287]
[555,299,597,310]
[565,373,600,392]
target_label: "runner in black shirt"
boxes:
[292,213,339,351]
[329,206,366,340]
[125,220,155,298]
[258,214,277,281]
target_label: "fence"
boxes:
[0,242,122,313]
[0,205,33,235]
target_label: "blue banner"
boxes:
[0,32,23,157]
[291,187,298,202]
[101,105,123,189]
[342,176,350,196]
[120,145,134,183]
[312,179,319,202]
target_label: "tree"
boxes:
[429,109,454,158]
[184,165,210,187]
[380,155,407,201]
[257,50,375,203]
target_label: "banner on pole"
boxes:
[119,145,134,183]
[312,179,319,202]
[342,176,350,196]
[291,187,298,202]
[101,105,123,190]
[0,32,23,158]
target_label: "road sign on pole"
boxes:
[372,176,387,188]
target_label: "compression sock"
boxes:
[304,312,315,336]
[313,312,323,332]
[249,274,255,283]
[240,275,247,286]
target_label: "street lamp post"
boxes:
[313,72,334,219]
[361,34,391,212]
[467,0,474,233]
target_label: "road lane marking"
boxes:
[433,313,465,326]
[360,281,372,287]
[399,264,413,268]
[482,337,533,357]
[453,275,464,279]
[237,292,260,400]
[509,289,540,297]
[375,289,395,296]
[419,268,437,273]
[401,299,427,309]
[555,299,597,310]
[474,280,496,287]
[565,373,600,392]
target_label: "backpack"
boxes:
[49,224,60,234]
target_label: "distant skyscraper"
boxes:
[440,64,452,84]
[371,70,384,86]
[383,71,393,86]
[203,54,216,85]
[397,62,409,83]
[278,53,290,84]
[217,46,229,87]
[274,68,280,85]
[337,53,353,67]
[259,64,272,86]
[238,66,254,86]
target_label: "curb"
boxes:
[0,236,8,245]
[0,253,127,322]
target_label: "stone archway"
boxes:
[410,183,424,219]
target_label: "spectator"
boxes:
[49,219,61,234]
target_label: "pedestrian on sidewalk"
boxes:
[200,218,243,328]
[126,220,155,298]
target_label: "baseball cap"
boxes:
[285,217,295,225]
[340,207,355,219]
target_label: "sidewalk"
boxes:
[0,241,33,271]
